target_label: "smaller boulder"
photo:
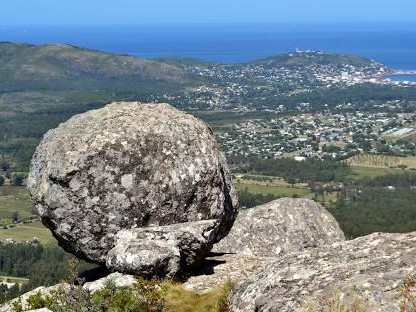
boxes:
[106,220,220,278]
[83,272,137,293]
[213,198,345,257]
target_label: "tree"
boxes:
[0,163,10,172]
[11,211,19,223]
[12,175,24,186]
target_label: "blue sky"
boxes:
[1,0,416,25]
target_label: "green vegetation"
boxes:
[346,154,416,169]
[0,186,34,221]
[236,158,351,183]
[0,43,190,92]
[12,278,233,312]
[237,188,278,208]
[263,84,416,112]
[236,183,310,197]
[330,173,416,238]
[257,51,374,67]
[347,166,404,180]
[0,43,198,170]
[194,111,276,127]
[153,56,214,67]
[0,242,96,304]
[0,186,53,244]
[0,222,54,244]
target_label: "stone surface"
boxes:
[106,220,221,278]
[184,253,273,293]
[27,102,237,277]
[229,232,416,312]
[83,272,137,293]
[213,198,345,257]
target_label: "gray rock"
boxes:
[184,253,273,293]
[83,272,137,293]
[230,232,416,312]
[213,198,345,257]
[184,198,344,294]
[27,102,237,277]
[106,220,220,278]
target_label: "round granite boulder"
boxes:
[213,198,345,257]
[28,102,238,278]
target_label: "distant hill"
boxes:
[255,50,379,67]
[0,43,199,171]
[152,56,213,67]
[0,42,193,92]
[0,44,390,171]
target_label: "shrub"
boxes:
[398,275,416,312]
[12,278,234,312]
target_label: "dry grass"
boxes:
[345,154,416,169]
[163,280,233,312]
[298,288,368,312]
[298,275,416,312]
[398,275,416,312]
[12,278,234,312]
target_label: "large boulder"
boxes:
[213,198,345,257]
[184,198,344,294]
[230,232,416,312]
[27,102,238,278]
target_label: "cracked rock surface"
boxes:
[229,232,416,312]
[213,198,345,257]
[27,102,238,278]
[185,198,344,293]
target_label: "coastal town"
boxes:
[150,51,416,162]
[158,50,416,111]
[216,110,416,162]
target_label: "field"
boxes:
[345,154,416,169]
[347,166,405,180]
[0,275,29,285]
[0,186,54,244]
[234,174,312,197]
[0,186,34,220]
[0,222,54,244]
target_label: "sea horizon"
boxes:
[1,22,416,71]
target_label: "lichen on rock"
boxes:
[213,197,345,257]
[229,232,416,312]
[27,101,238,278]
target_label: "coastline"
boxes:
[383,71,416,85]
[390,69,416,75]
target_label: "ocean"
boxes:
[1,23,416,71]
[386,75,416,83]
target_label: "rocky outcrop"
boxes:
[184,253,273,293]
[27,102,238,278]
[0,273,137,312]
[106,220,222,278]
[213,198,345,257]
[185,198,344,293]
[229,232,416,312]
[83,272,136,293]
